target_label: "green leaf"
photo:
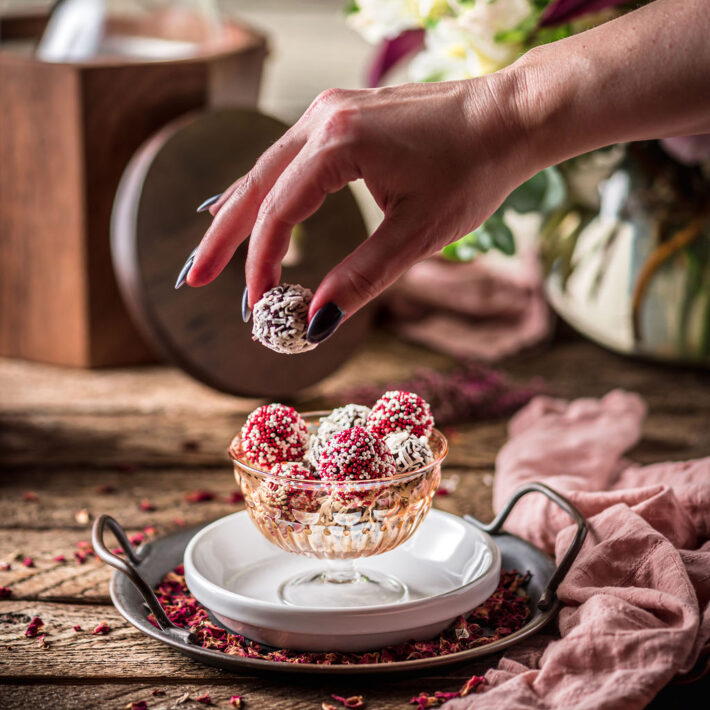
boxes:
[343,1,359,15]
[487,215,516,255]
[505,167,567,215]
[505,171,548,213]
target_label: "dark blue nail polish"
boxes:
[196,193,222,214]
[307,302,343,344]
[242,286,252,323]
[175,247,198,290]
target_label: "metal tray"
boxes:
[93,482,586,675]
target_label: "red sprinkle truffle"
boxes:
[241,404,308,467]
[318,426,396,482]
[367,390,434,438]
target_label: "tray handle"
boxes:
[92,514,194,644]
[465,482,587,611]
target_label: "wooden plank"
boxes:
[0,674,493,710]
[0,601,498,693]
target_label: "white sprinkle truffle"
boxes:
[383,431,435,473]
[251,284,317,355]
[317,404,372,441]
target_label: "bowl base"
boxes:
[279,566,408,608]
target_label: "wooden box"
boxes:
[0,12,267,367]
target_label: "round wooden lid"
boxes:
[111,108,371,398]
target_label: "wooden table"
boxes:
[1,333,709,709]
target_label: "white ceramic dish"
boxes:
[184,509,501,652]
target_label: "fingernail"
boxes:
[175,247,198,289]
[196,193,222,213]
[242,286,252,323]
[307,302,344,344]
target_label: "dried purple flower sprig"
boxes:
[149,567,530,666]
[336,362,542,428]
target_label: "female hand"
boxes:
[183,73,534,342]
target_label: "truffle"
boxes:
[240,404,308,467]
[251,284,317,354]
[367,390,434,438]
[384,431,435,473]
[318,426,396,482]
[317,404,372,440]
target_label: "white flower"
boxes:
[409,0,533,81]
[347,0,450,44]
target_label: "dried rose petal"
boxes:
[125,702,147,710]
[74,551,88,565]
[25,616,44,637]
[151,689,166,696]
[73,625,81,632]
[195,692,211,704]
[75,509,91,525]
[229,696,243,708]
[22,557,34,568]
[129,533,145,546]
[92,621,110,635]
[331,695,364,708]
[0,562,10,571]
[22,491,39,502]
[53,555,66,563]
[459,675,485,697]
[111,548,124,556]
[139,499,156,512]
[184,490,215,504]
[144,526,158,536]
[173,517,186,526]
[97,484,115,494]
[0,587,12,599]
[227,490,244,504]
[322,704,338,710]
[409,693,439,709]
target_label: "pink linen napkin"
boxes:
[447,390,710,709]
[385,253,550,361]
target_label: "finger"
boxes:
[245,139,359,305]
[205,90,351,218]
[187,128,307,287]
[308,206,441,327]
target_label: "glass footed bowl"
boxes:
[228,412,448,609]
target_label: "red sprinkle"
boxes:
[184,490,215,504]
[195,692,211,704]
[92,622,110,635]
[22,491,39,502]
[25,616,44,637]
[22,557,34,568]
[332,695,364,708]
[139,499,156,512]
[0,587,12,599]
[229,696,243,708]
